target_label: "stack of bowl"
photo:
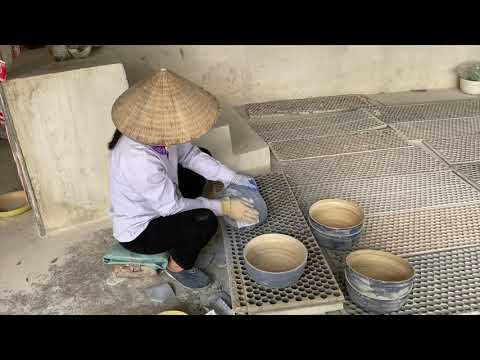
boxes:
[308,199,364,250]
[345,250,415,314]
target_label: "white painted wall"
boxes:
[102,45,480,105]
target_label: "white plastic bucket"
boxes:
[460,77,480,95]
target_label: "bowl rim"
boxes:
[243,233,308,275]
[158,310,188,315]
[346,249,415,284]
[308,217,363,235]
[0,190,31,218]
[308,198,364,230]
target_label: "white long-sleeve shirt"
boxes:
[109,135,237,242]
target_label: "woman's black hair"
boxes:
[108,129,123,150]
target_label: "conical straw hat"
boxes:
[112,68,220,146]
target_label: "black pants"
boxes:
[120,148,218,270]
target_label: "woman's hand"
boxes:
[221,197,259,224]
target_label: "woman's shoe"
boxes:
[165,267,211,289]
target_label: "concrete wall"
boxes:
[102,45,480,105]
[3,63,128,234]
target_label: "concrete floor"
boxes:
[0,212,229,315]
[1,87,478,315]
[0,138,229,314]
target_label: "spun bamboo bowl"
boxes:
[158,310,188,315]
[309,199,364,230]
[0,191,31,218]
[345,250,415,313]
[308,199,364,250]
[243,233,308,289]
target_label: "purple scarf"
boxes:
[151,145,169,158]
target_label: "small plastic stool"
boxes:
[103,242,169,278]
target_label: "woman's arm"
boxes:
[177,143,237,185]
[177,143,258,191]
[124,149,223,216]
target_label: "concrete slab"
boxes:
[193,113,233,167]
[227,104,271,176]
[2,63,129,235]
[368,88,480,106]
[194,103,270,176]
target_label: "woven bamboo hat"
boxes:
[111,68,220,145]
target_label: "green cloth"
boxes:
[103,242,169,271]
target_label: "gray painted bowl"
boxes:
[345,274,411,314]
[308,199,364,250]
[243,234,308,289]
[345,250,415,300]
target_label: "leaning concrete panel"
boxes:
[2,63,128,234]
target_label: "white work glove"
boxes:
[221,197,259,224]
[231,174,259,192]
